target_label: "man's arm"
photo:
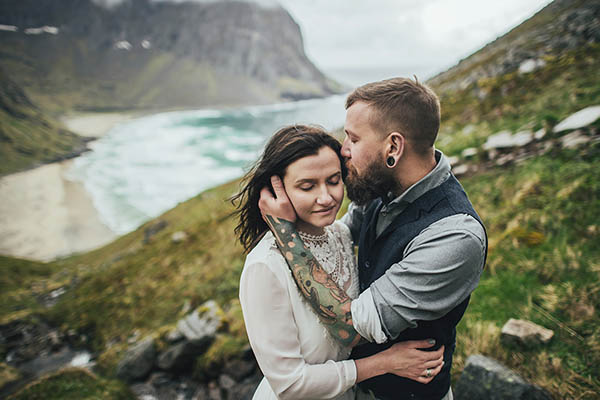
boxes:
[365,214,486,340]
[260,177,362,347]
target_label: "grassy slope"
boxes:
[432,43,600,156]
[0,69,89,176]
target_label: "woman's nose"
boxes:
[316,188,334,205]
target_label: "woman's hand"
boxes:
[382,339,445,384]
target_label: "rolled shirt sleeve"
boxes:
[240,261,357,399]
[351,214,486,342]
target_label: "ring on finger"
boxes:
[425,368,432,378]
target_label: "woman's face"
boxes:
[282,146,344,235]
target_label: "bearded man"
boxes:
[259,77,487,400]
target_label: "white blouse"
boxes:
[239,221,360,400]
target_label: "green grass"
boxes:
[8,369,133,400]
[453,146,600,399]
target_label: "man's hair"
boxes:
[345,77,440,155]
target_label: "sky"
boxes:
[275,0,554,84]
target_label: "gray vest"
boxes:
[352,174,486,400]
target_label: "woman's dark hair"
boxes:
[231,124,346,252]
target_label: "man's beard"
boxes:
[345,157,400,206]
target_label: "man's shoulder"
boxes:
[422,214,486,242]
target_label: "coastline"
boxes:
[0,113,136,262]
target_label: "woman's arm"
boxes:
[240,260,356,400]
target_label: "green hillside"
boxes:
[0,69,89,176]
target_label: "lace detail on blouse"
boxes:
[298,227,356,295]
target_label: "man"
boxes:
[259,77,487,400]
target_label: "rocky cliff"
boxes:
[0,0,340,112]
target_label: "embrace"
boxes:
[232,77,487,400]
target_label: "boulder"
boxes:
[116,337,156,382]
[501,318,554,347]
[157,338,214,373]
[461,147,478,159]
[452,165,469,176]
[171,231,188,243]
[454,355,553,400]
[144,220,168,243]
[176,300,223,341]
[553,105,600,132]
[223,358,257,382]
[483,130,533,151]
[560,130,591,149]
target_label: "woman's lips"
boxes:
[313,206,335,214]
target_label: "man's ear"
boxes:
[387,132,405,159]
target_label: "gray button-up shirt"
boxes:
[342,150,486,343]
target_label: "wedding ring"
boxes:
[425,368,432,378]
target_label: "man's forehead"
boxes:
[345,102,380,135]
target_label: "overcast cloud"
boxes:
[277,0,554,79]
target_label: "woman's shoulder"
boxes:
[328,220,353,244]
[243,232,288,277]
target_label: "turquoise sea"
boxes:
[67,95,348,234]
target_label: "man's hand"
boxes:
[258,175,297,223]
[383,341,445,384]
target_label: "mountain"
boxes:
[0,0,341,113]
[0,68,89,175]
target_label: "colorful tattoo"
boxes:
[265,215,361,347]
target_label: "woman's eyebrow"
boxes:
[295,178,317,184]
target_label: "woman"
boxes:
[232,125,443,399]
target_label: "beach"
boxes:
[0,113,135,262]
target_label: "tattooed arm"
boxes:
[259,176,362,347]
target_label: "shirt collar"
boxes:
[383,149,451,209]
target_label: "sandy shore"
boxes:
[0,113,135,261]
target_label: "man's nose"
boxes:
[341,137,351,158]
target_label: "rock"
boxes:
[534,128,547,140]
[518,58,546,74]
[560,130,591,148]
[144,221,168,243]
[208,381,223,400]
[501,318,554,347]
[461,147,478,159]
[129,382,158,400]
[454,355,553,400]
[116,337,156,382]
[219,374,236,391]
[447,155,460,166]
[452,165,469,176]
[171,231,188,243]
[177,301,223,342]
[484,130,533,151]
[223,358,257,382]
[554,105,600,132]
[165,328,184,344]
[157,338,214,373]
